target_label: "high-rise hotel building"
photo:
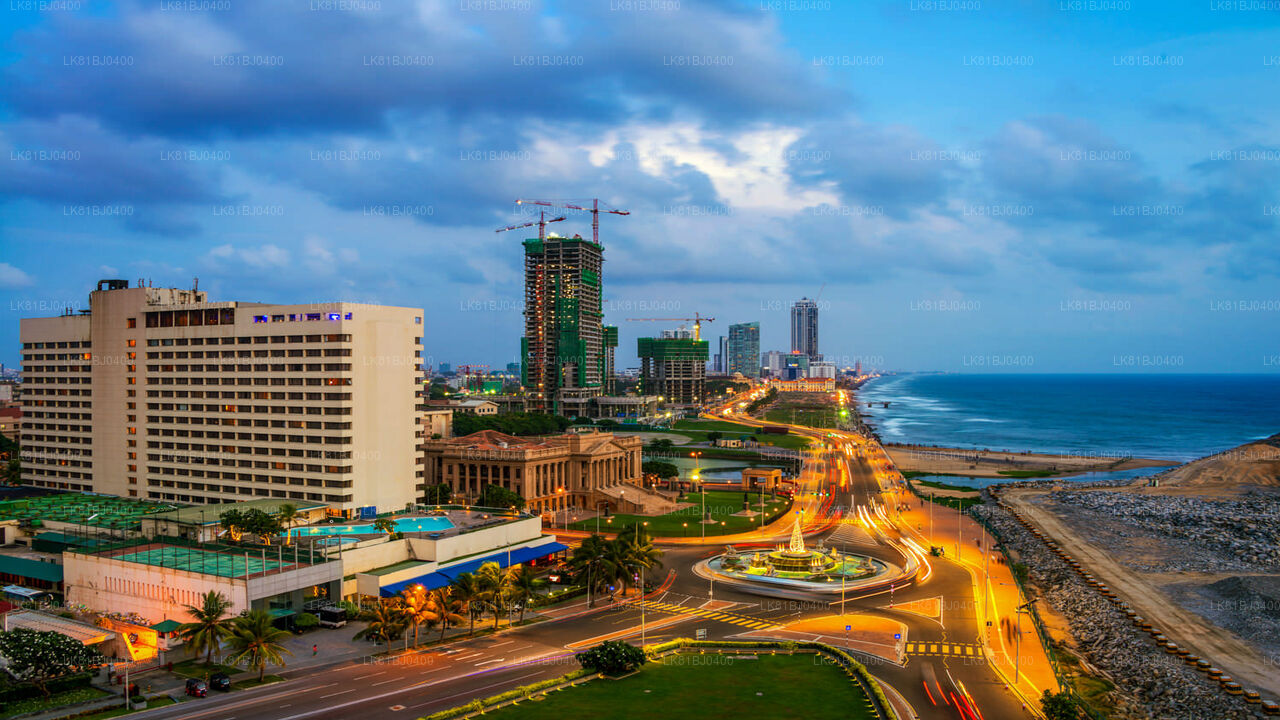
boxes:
[20,280,423,514]
[790,297,820,361]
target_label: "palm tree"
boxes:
[399,585,433,648]
[277,503,298,544]
[177,591,235,666]
[450,573,482,635]
[372,517,395,534]
[620,525,664,592]
[602,538,631,597]
[568,534,609,607]
[429,587,465,642]
[475,561,510,630]
[506,564,546,623]
[225,610,294,682]
[354,598,406,655]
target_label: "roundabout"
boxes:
[695,517,912,597]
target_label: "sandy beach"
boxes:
[885,443,1177,478]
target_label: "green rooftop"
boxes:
[0,555,65,583]
[144,498,329,526]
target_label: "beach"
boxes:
[885,443,1177,479]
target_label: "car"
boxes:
[209,673,231,691]
[185,679,208,697]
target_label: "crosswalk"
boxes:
[827,520,877,547]
[904,641,984,658]
[630,599,782,631]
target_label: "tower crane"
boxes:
[495,211,566,240]
[514,198,630,244]
[625,313,716,341]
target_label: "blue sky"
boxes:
[1,1,1278,374]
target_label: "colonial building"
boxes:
[419,429,643,513]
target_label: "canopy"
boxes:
[380,542,568,597]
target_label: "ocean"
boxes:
[856,374,1280,464]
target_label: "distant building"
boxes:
[791,298,819,360]
[0,381,15,405]
[19,279,423,514]
[809,361,836,380]
[727,322,761,378]
[604,325,619,394]
[770,378,835,393]
[660,325,694,340]
[521,237,605,416]
[439,363,453,375]
[783,352,810,379]
[761,350,786,377]
[715,335,728,374]
[638,336,709,405]
[0,407,20,443]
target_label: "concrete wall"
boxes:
[64,552,250,624]
[411,517,541,563]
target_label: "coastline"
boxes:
[885,443,1178,479]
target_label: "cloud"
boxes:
[0,263,34,289]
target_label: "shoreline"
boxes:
[885,443,1179,479]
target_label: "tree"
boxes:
[178,591,235,666]
[479,483,525,510]
[706,431,722,443]
[372,517,396,534]
[568,534,610,607]
[0,629,103,697]
[219,508,245,541]
[422,483,451,505]
[429,587,465,642]
[476,562,510,630]
[646,438,674,452]
[400,586,433,648]
[640,460,679,482]
[4,457,20,485]
[576,640,646,676]
[226,610,294,682]
[277,504,298,544]
[1041,690,1082,720]
[449,573,482,635]
[354,599,405,655]
[294,612,319,631]
[506,564,546,623]
[618,525,664,589]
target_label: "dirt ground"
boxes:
[1002,487,1280,699]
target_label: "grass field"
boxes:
[911,478,979,493]
[78,697,177,719]
[763,407,845,430]
[481,653,876,720]
[662,419,812,451]
[0,687,112,720]
[569,490,791,537]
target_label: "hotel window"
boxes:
[127,339,136,347]
[272,315,285,322]
[254,315,268,323]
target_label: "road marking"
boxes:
[355,671,387,679]
[373,677,403,686]
[405,671,544,710]
[455,652,485,661]
[475,658,505,667]
[487,640,514,649]
[320,689,356,698]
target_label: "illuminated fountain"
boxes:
[702,516,890,595]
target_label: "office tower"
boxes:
[727,322,761,378]
[637,335,709,405]
[521,237,605,416]
[790,297,819,360]
[19,279,423,512]
[783,352,810,380]
[808,361,836,379]
[717,335,728,374]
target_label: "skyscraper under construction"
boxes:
[521,236,606,416]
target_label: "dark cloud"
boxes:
[0,116,225,206]
[2,1,838,139]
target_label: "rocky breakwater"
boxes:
[972,495,1269,719]
[1050,491,1280,571]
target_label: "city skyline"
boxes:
[3,4,1280,373]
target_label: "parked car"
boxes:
[209,673,231,691]
[185,679,208,697]
[318,606,347,629]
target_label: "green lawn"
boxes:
[0,687,112,720]
[78,696,177,719]
[911,478,979,493]
[570,490,792,537]
[763,407,846,430]
[921,495,984,512]
[480,653,877,720]
[654,420,812,451]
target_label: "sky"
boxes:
[1,0,1279,374]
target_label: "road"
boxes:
[131,388,1050,720]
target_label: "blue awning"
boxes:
[380,542,568,597]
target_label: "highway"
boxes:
[131,388,1045,720]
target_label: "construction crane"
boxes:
[625,313,716,341]
[495,211,566,240]
[515,198,630,244]
[458,364,490,393]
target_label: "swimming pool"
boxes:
[288,515,456,537]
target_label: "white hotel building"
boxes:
[20,280,424,515]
